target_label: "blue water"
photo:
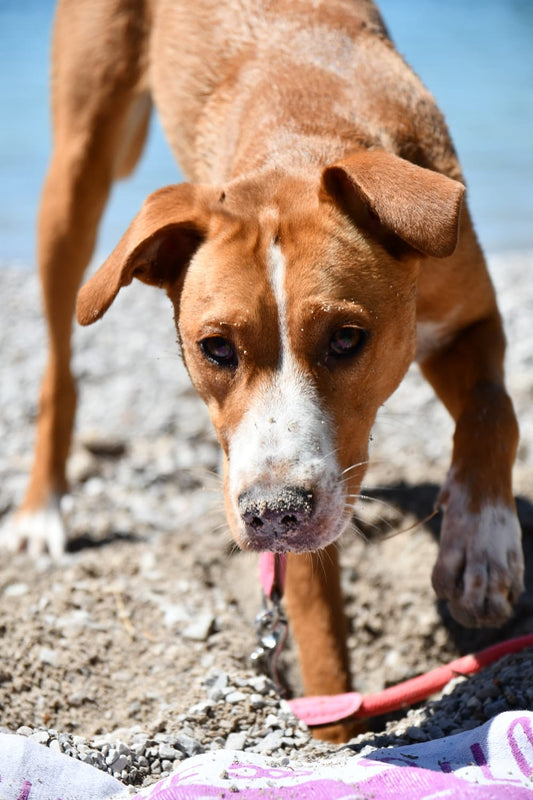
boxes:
[0,0,532,266]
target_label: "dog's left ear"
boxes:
[77,183,214,326]
[322,151,465,258]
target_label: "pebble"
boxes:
[484,698,511,717]
[3,583,29,597]
[255,730,284,754]
[38,647,57,666]
[182,613,215,642]
[29,730,50,745]
[158,742,180,760]
[175,732,204,756]
[225,691,247,704]
[225,732,247,750]
[406,726,428,742]
[249,694,266,709]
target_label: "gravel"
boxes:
[0,251,532,789]
[7,650,533,786]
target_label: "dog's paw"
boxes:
[432,481,524,628]
[0,496,67,560]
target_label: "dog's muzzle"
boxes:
[238,485,315,551]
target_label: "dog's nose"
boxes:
[238,486,315,541]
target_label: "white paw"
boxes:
[432,478,524,628]
[0,495,67,560]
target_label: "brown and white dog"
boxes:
[12,0,523,738]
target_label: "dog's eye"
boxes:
[200,336,237,368]
[329,326,366,357]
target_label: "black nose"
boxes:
[238,486,315,539]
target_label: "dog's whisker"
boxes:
[343,507,394,536]
[316,548,330,584]
[345,518,370,544]
[376,506,440,541]
[177,465,222,484]
[340,460,371,477]
[347,492,404,517]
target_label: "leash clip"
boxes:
[250,590,288,693]
[250,553,288,693]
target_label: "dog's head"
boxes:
[77,151,464,552]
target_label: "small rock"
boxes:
[175,732,204,756]
[131,740,148,757]
[406,726,428,742]
[68,449,99,483]
[30,730,50,745]
[111,754,131,772]
[247,675,272,694]
[150,759,162,775]
[158,742,179,761]
[205,671,229,690]
[38,647,57,666]
[254,730,284,754]
[81,432,126,458]
[67,691,93,708]
[225,691,247,704]
[484,698,510,717]
[182,613,215,642]
[188,700,213,716]
[249,694,265,709]
[3,583,29,598]
[225,732,247,750]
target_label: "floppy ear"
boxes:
[76,183,213,326]
[322,150,465,258]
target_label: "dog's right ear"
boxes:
[77,183,213,326]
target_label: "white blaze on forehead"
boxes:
[267,238,289,357]
[227,239,349,545]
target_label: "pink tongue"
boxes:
[259,552,287,598]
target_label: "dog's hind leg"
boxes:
[5,0,151,557]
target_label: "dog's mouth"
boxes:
[231,482,350,553]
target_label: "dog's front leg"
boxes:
[284,545,359,742]
[420,311,523,628]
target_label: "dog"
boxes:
[10,0,523,740]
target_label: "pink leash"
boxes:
[258,552,533,727]
[287,634,533,726]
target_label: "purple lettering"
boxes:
[16,779,31,800]
[508,716,533,777]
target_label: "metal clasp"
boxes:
[250,588,288,694]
